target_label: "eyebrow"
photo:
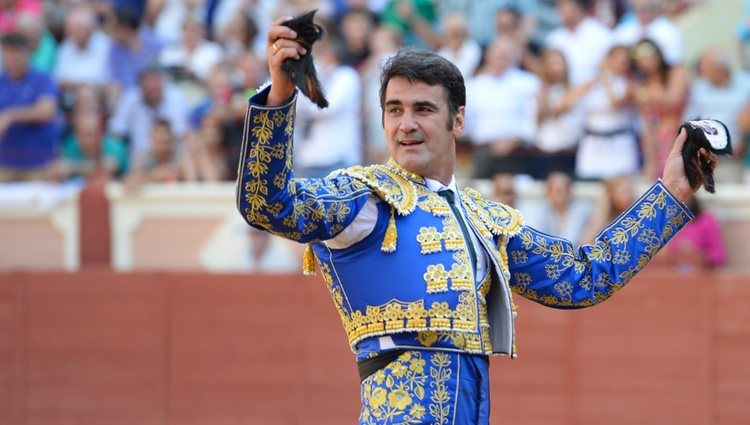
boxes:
[384,99,440,110]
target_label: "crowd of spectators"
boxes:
[0,0,739,269]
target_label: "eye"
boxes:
[387,106,402,115]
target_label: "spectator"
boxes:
[576,44,639,180]
[436,12,482,79]
[337,6,377,69]
[632,38,689,179]
[15,11,55,73]
[108,66,189,166]
[53,110,128,181]
[380,0,437,48]
[490,173,518,207]
[0,32,59,182]
[440,0,548,47]
[159,18,224,82]
[657,197,726,271]
[217,12,260,60]
[614,0,683,65]
[533,47,585,178]
[0,0,41,35]
[579,174,635,244]
[180,114,227,182]
[737,0,750,71]
[147,0,201,45]
[294,35,362,178]
[53,5,112,94]
[494,6,541,74]
[464,37,540,178]
[106,6,162,101]
[124,118,180,188]
[683,47,750,183]
[522,171,592,245]
[545,0,613,85]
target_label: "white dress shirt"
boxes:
[546,17,613,85]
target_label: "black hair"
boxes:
[114,6,141,31]
[1,32,29,50]
[379,49,465,126]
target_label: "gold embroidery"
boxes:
[417,226,443,254]
[424,264,450,293]
[428,352,452,424]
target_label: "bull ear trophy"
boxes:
[679,118,732,193]
[280,9,329,108]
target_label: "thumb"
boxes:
[669,127,687,157]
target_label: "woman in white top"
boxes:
[576,45,640,180]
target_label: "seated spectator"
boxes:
[683,47,750,183]
[148,0,201,46]
[494,6,541,74]
[53,5,111,96]
[217,12,259,61]
[52,111,128,181]
[436,12,482,79]
[108,66,189,166]
[180,114,227,182]
[522,171,592,245]
[0,0,42,35]
[576,44,639,180]
[0,33,59,182]
[124,118,180,188]
[656,197,726,271]
[491,173,518,207]
[631,38,689,179]
[159,18,224,82]
[293,35,362,178]
[533,48,585,178]
[380,0,437,48]
[546,0,613,85]
[614,0,683,65]
[16,11,55,73]
[106,6,162,102]
[464,37,540,178]
[579,174,635,244]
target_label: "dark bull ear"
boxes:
[680,118,732,194]
[280,9,329,109]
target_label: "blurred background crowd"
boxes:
[0,0,745,271]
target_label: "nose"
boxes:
[398,110,418,133]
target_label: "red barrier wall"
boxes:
[1,270,749,425]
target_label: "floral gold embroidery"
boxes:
[417,226,443,254]
[424,264,450,293]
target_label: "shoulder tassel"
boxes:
[302,243,317,275]
[381,207,397,253]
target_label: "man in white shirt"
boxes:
[545,0,613,85]
[53,5,111,90]
[464,37,540,178]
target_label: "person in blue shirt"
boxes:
[236,17,717,425]
[0,32,59,182]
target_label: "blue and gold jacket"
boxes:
[236,88,694,359]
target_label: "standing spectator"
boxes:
[579,174,635,245]
[53,5,112,94]
[159,18,224,82]
[15,11,55,73]
[533,48,585,178]
[0,33,59,182]
[294,36,362,178]
[632,38,689,179]
[522,171,592,245]
[464,37,540,178]
[108,67,189,165]
[180,114,227,182]
[0,0,41,35]
[545,0,613,85]
[683,47,750,183]
[658,197,726,271]
[576,44,639,180]
[614,0,683,65]
[494,6,542,74]
[106,6,162,102]
[338,6,377,69]
[436,12,482,79]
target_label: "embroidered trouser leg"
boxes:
[358,350,490,424]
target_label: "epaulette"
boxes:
[460,187,524,238]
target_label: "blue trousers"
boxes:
[359,350,490,424]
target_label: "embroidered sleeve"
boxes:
[506,181,694,308]
[235,87,372,242]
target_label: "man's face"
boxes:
[1,45,28,79]
[383,76,464,184]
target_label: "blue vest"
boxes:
[310,163,523,356]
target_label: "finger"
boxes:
[698,148,719,171]
[267,17,297,44]
[271,38,306,55]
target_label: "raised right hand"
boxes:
[266,16,307,106]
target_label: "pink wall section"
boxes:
[0,270,749,425]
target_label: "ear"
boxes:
[452,105,465,138]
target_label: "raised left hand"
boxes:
[661,127,718,203]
